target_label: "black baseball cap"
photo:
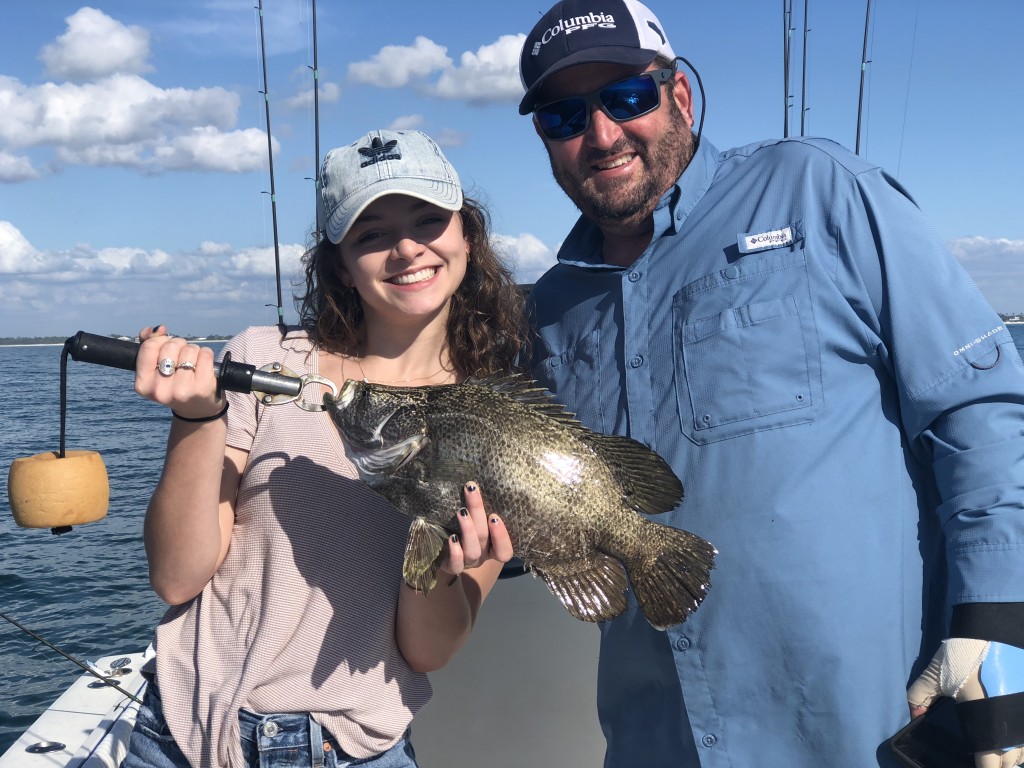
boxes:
[518,0,675,115]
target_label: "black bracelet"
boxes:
[172,402,229,423]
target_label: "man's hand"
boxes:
[908,639,1024,768]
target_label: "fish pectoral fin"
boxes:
[402,517,450,594]
[532,556,629,624]
[353,435,428,476]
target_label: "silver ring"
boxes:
[157,358,176,377]
[176,361,197,372]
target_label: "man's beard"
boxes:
[547,99,695,230]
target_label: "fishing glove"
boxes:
[907,603,1024,768]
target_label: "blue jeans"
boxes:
[122,680,419,767]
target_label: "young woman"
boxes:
[124,129,528,768]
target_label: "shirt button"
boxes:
[723,265,739,279]
[674,636,691,651]
[629,355,643,368]
[675,211,683,220]
[702,734,718,748]
[628,271,640,282]
[263,721,280,737]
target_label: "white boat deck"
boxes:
[0,649,150,768]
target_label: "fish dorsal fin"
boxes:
[463,373,586,427]
[582,432,684,516]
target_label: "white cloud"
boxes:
[348,34,525,106]
[40,7,151,81]
[494,232,557,284]
[948,236,1024,314]
[0,9,265,177]
[228,243,305,278]
[347,36,452,88]
[0,222,307,336]
[0,151,38,181]
[431,35,526,105]
[0,75,239,149]
[154,127,276,173]
[283,81,341,111]
[388,114,424,131]
[0,221,50,272]
[432,128,467,148]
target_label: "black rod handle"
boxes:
[64,331,301,397]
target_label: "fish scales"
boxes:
[326,373,716,630]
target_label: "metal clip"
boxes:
[252,363,337,411]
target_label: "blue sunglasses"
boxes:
[534,69,676,141]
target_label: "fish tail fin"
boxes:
[403,516,450,594]
[628,523,717,630]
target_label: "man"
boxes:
[518,1,1024,766]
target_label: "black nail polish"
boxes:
[450,533,459,543]
[152,325,162,333]
[466,483,477,493]
[489,516,498,525]
[459,507,469,517]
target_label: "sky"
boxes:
[2,0,1023,339]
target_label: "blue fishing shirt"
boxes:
[528,136,1024,767]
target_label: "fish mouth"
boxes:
[387,266,439,286]
[335,379,359,408]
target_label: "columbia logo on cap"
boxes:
[532,12,619,54]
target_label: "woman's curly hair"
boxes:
[295,196,529,377]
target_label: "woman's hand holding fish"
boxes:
[396,481,514,673]
[438,481,514,577]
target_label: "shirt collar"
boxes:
[555,138,721,270]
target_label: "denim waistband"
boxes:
[238,708,344,768]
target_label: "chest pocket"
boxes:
[672,249,821,444]
[535,328,605,433]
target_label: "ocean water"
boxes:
[0,340,212,754]
[2,326,1024,761]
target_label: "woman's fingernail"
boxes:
[152,325,162,333]
[489,516,499,525]
[450,533,459,543]
[458,507,469,518]
[465,482,477,493]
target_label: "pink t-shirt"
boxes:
[152,326,429,767]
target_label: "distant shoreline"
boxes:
[0,338,230,349]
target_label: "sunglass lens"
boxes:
[537,99,588,140]
[600,76,660,121]
[535,73,664,140]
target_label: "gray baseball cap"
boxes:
[317,129,463,245]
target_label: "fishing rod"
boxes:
[855,0,874,154]
[800,0,810,136]
[310,0,322,237]
[782,0,792,137]
[256,0,285,330]
[0,611,143,704]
